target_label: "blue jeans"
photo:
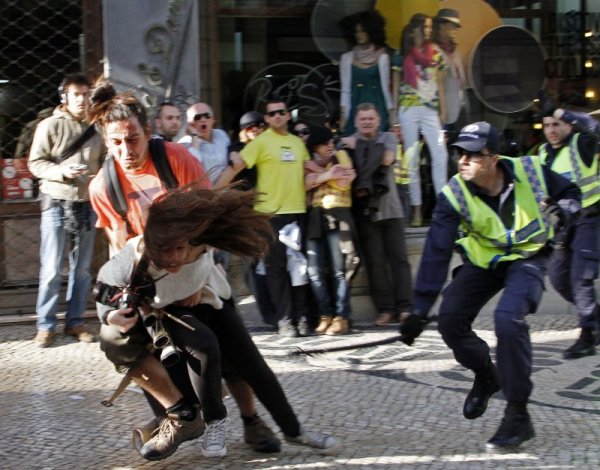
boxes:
[36,202,97,331]
[307,229,351,318]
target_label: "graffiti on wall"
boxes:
[244,62,340,126]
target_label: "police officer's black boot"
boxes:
[486,401,535,451]
[463,358,500,419]
[563,327,596,359]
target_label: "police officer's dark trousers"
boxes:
[548,214,600,329]
[437,253,549,403]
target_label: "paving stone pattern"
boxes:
[0,304,598,469]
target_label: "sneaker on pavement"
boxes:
[140,411,205,461]
[244,415,281,453]
[278,322,300,338]
[33,330,55,348]
[64,325,96,343]
[132,417,162,453]
[202,417,228,458]
[285,426,338,455]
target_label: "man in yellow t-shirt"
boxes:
[216,100,311,337]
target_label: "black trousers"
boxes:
[265,214,309,327]
[437,253,549,403]
[180,300,301,436]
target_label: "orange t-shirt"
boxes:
[89,141,210,236]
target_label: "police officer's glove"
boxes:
[541,198,568,230]
[399,313,425,346]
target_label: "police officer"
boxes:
[399,122,581,450]
[540,107,600,359]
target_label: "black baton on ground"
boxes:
[290,334,405,357]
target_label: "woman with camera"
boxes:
[96,185,338,461]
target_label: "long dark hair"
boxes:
[144,184,273,263]
[401,13,429,54]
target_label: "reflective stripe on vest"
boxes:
[540,134,600,208]
[442,156,552,269]
[394,143,413,185]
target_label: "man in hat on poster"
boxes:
[399,122,581,450]
[433,8,467,129]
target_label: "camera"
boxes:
[95,281,180,366]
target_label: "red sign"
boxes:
[1,158,35,200]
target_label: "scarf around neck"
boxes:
[353,44,382,66]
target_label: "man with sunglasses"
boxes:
[216,100,312,337]
[399,122,581,451]
[539,107,600,359]
[178,103,230,184]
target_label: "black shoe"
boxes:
[463,363,500,420]
[278,323,300,338]
[563,327,596,359]
[486,409,535,451]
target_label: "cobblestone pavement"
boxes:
[0,299,599,470]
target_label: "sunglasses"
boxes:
[191,112,213,121]
[266,109,287,117]
[244,122,265,130]
[460,150,494,162]
[294,128,310,136]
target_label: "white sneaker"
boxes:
[201,417,228,458]
[285,425,338,455]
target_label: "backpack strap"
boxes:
[149,138,178,189]
[102,156,128,219]
[102,155,134,236]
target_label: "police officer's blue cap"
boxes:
[452,121,500,154]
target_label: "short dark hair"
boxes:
[61,73,91,90]
[263,99,287,114]
[356,102,379,115]
[541,107,558,119]
[59,73,91,101]
[157,101,178,111]
[156,101,180,117]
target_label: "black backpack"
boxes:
[102,138,178,235]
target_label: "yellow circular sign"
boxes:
[376,0,440,50]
